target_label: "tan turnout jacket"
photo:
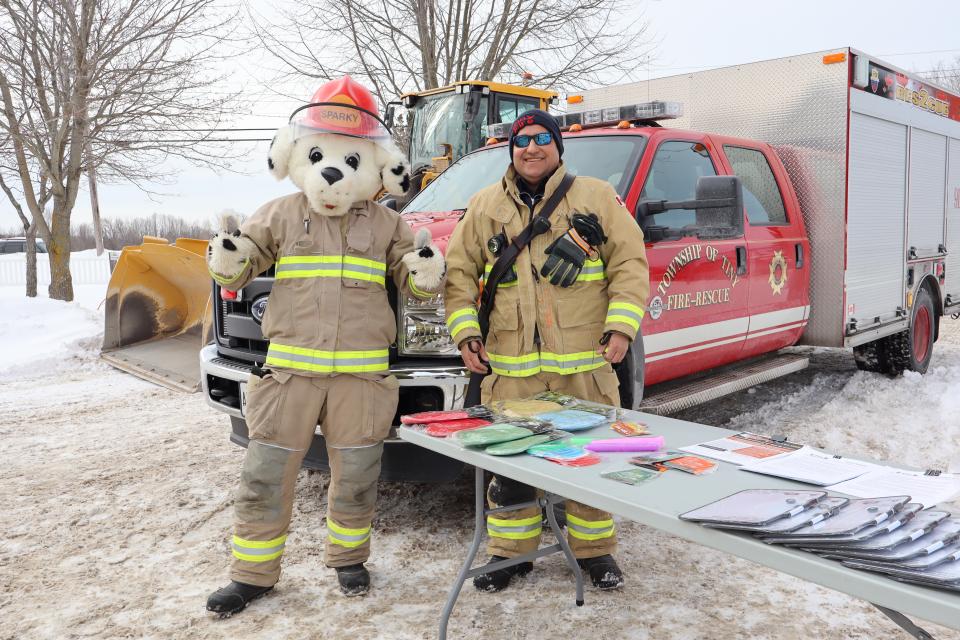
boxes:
[212,192,425,377]
[444,163,650,377]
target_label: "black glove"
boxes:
[541,230,589,287]
[571,213,607,246]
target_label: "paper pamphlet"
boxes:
[680,432,801,466]
[827,469,960,509]
[739,446,877,486]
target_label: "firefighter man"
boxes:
[444,109,649,592]
[204,77,445,614]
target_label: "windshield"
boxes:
[403,134,647,213]
[408,93,489,172]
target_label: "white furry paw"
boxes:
[207,231,257,280]
[402,228,445,294]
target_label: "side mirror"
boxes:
[384,101,401,132]
[693,175,743,234]
[464,90,482,122]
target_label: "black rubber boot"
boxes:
[206,581,273,616]
[473,555,533,592]
[578,554,625,590]
[335,563,370,596]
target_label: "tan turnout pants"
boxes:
[480,366,620,560]
[229,370,398,587]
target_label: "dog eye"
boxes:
[345,153,360,170]
[309,148,323,164]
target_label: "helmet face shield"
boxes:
[290,102,391,141]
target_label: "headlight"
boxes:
[397,291,458,356]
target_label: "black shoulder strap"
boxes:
[477,173,575,337]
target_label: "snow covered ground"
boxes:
[1,283,959,639]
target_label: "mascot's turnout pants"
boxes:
[481,368,620,559]
[229,370,398,588]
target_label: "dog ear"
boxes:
[376,143,412,196]
[268,126,294,180]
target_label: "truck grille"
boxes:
[213,270,274,359]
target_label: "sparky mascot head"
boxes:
[267,77,411,217]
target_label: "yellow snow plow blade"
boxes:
[100,236,213,393]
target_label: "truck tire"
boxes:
[614,337,645,410]
[883,285,936,375]
[852,339,886,373]
[854,286,936,375]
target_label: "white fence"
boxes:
[0,252,112,286]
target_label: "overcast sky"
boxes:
[6,0,960,229]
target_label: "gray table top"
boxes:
[399,409,960,631]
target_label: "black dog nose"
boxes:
[321,167,343,185]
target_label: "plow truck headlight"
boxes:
[397,291,458,356]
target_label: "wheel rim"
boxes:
[913,305,931,362]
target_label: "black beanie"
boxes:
[509,109,563,159]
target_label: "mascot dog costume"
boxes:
[205,77,444,614]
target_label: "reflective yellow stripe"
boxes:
[487,352,541,377]
[565,514,614,529]
[232,549,285,562]
[231,534,287,563]
[540,350,606,375]
[447,307,481,341]
[487,514,542,528]
[488,350,606,377]
[275,255,387,285]
[606,301,645,331]
[408,273,432,299]
[576,258,606,282]
[482,264,519,288]
[327,518,371,548]
[605,314,639,330]
[265,344,389,373]
[487,514,543,540]
[566,513,615,541]
[232,534,287,548]
[567,526,616,541]
[487,528,542,540]
[326,520,371,537]
[209,258,250,287]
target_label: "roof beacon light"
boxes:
[482,100,684,142]
[555,100,683,130]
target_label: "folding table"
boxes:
[399,410,960,640]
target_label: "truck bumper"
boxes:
[199,344,470,482]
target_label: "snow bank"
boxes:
[0,284,106,379]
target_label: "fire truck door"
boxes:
[722,144,809,359]
[636,137,749,387]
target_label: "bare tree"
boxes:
[252,0,653,108]
[0,0,239,301]
[920,55,960,94]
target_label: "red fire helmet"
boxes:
[290,76,390,140]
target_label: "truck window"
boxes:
[723,145,788,225]
[497,96,538,124]
[639,140,718,232]
[403,134,646,213]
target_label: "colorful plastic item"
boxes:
[485,433,558,456]
[531,409,608,432]
[424,418,491,437]
[584,436,664,452]
[400,407,491,425]
[453,424,533,447]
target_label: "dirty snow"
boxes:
[1,283,959,639]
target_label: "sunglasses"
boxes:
[514,132,554,148]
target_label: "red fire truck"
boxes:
[200,48,960,478]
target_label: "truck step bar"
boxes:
[639,353,809,416]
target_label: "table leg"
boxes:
[872,604,937,640]
[439,466,486,640]
[544,492,585,606]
